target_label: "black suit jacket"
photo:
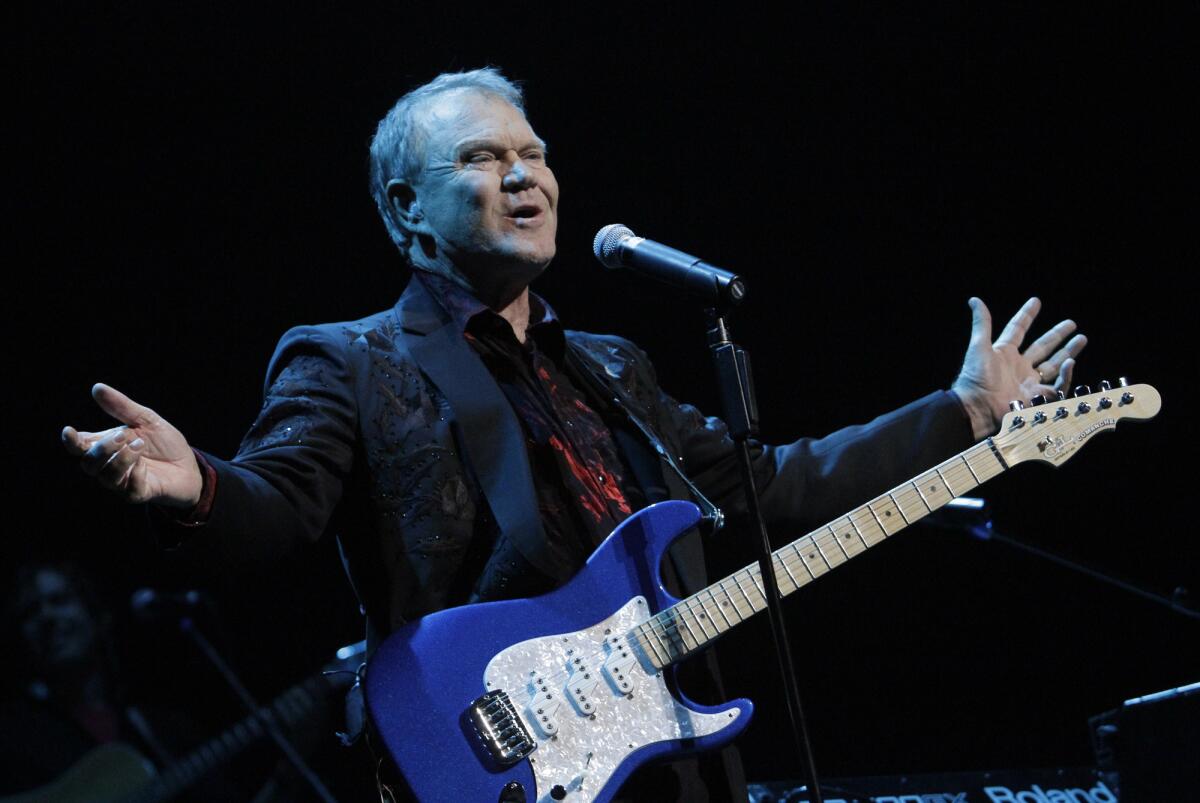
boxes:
[185,277,973,636]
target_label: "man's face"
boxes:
[16,569,99,674]
[404,91,559,294]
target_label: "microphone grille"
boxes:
[593,223,635,268]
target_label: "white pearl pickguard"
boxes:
[483,596,741,803]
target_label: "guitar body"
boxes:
[365,501,752,803]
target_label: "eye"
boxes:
[521,149,546,163]
[466,152,495,165]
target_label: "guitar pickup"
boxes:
[525,672,561,737]
[566,655,599,715]
[466,690,536,767]
[602,634,638,694]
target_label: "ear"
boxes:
[386,179,428,234]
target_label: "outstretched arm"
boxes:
[61,383,203,507]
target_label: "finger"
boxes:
[1023,318,1077,365]
[995,297,1041,349]
[92,383,157,428]
[967,297,993,350]
[1037,333,1088,380]
[1052,358,1077,394]
[79,428,131,476]
[96,438,145,493]
[62,425,125,456]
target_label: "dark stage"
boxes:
[6,4,1196,800]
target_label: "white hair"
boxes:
[368,67,525,255]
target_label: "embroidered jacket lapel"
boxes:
[393,280,556,578]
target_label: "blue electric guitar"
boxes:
[366,383,1160,802]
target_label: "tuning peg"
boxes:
[1121,391,1135,404]
[1009,400,1025,412]
[1099,379,1112,391]
[1099,397,1113,409]
[1077,400,1091,413]
[1073,385,1091,397]
[1056,390,1067,401]
[1118,376,1131,387]
[1030,394,1046,406]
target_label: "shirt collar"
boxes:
[414,269,565,358]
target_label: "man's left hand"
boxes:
[952,297,1088,439]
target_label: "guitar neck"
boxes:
[128,672,342,803]
[631,439,1008,668]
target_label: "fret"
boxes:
[699,592,728,635]
[813,531,847,568]
[645,627,672,667]
[828,524,867,559]
[934,466,964,497]
[708,588,734,629]
[812,538,834,569]
[687,597,717,640]
[638,625,669,667]
[899,486,930,522]
[778,552,802,592]
[824,525,852,560]
[796,538,831,578]
[867,498,903,536]
[922,469,954,508]
[717,584,745,622]
[887,492,911,524]
[849,508,887,546]
[675,609,701,650]
[845,517,871,550]
[790,543,817,580]
[661,615,691,655]
[913,480,933,512]
[746,569,768,605]
[966,446,1005,482]
[960,454,982,484]
[733,575,756,612]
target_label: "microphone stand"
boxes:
[180,618,340,803]
[707,309,825,803]
[933,500,1200,623]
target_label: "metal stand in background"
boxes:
[707,308,825,803]
[930,497,1200,622]
[180,618,340,803]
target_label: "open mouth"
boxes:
[506,205,543,221]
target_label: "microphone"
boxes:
[130,588,213,620]
[593,224,746,308]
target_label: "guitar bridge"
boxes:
[467,690,536,767]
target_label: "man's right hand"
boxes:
[62,383,203,508]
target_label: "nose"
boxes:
[501,154,537,192]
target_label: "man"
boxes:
[63,69,1086,800]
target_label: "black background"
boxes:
[7,2,1196,790]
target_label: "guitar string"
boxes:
[514,449,1005,699]
[516,399,1136,702]
[630,455,999,663]
[630,410,1131,663]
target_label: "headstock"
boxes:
[992,381,1161,467]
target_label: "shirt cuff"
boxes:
[169,448,217,526]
